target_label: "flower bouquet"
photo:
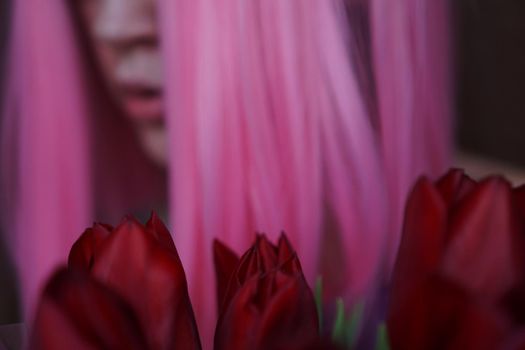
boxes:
[26,169,525,349]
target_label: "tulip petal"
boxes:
[213,239,240,312]
[501,282,525,327]
[277,233,294,265]
[442,178,518,300]
[146,212,177,254]
[388,275,506,350]
[280,253,303,275]
[257,272,319,350]
[30,268,147,350]
[436,169,477,210]
[511,186,525,290]
[449,305,508,350]
[214,276,260,350]
[390,177,447,308]
[513,185,525,217]
[235,245,259,286]
[255,234,278,272]
[91,218,201,349]
[68,224,110,271]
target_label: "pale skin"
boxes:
[77,0,168,165]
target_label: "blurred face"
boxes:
[77,0,167,165]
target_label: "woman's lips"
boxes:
[120,83,164,121]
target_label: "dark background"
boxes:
[1,0,10,103]
[0,0,18,325]
[456,0,525,166]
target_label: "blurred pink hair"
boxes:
[1,0,165,321]
[160,0,451,346]
[371,0,452,268]
[1,0,92,320]
[2,0,451,346]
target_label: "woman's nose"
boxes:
[94,0,157,48]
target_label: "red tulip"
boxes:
[30,268,148,350]
[389,273,509,350]
[213,239,240,312]
[388,169,525,349]
[214,234,320,350]
[33,213,201,350]
[68,223,112,271]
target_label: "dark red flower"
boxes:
[214,234,320,350]
[30,268,148,350]
[33,213,201,350]
[68,223,112,271]
[213,239,240,312]
[388,169,525,349]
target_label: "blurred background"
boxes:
[0,0,18,327]
[1,0,525,326]
[455,0,525,184]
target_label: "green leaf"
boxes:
[374,323,390,350]
[346,301,364,347]
[331,298,346,345]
